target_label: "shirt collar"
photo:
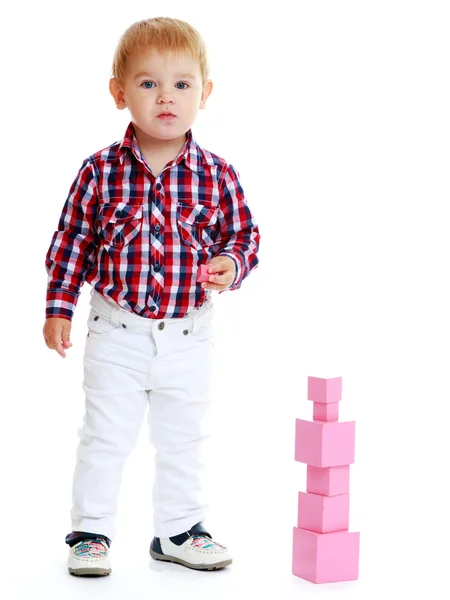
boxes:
[111,121,205,174]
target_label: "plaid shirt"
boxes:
[45,121,260,321]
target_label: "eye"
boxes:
[140,81,189,90]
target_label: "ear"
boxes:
[109,78,127,110]
[199,80,213,109]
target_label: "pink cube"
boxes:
[295,419,355,467]
[313,401,339,422]
[308,376,342,404]
[297,492,349,533]
[307,465,350,496]
[197,264,211,282]
[292,527,360,583]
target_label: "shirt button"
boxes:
[154,263,161,272]
[158,322,165,330]
[156,183,162,191]
[149,306,156,312]
[155,224,161,231]
[115,210,124,218]
[195,214,202,222]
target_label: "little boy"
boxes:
[43,17,260,576]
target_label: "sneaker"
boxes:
[68,538,111,576]
[150,523,232,571]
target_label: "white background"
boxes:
[1,0,449,598]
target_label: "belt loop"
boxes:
[110,306,120,327]
[190,300,212,334]
[190,314,198,334]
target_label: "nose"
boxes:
[157,87,175,104]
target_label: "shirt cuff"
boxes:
[46,288,79,321]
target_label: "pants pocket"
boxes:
[191,322,214,343]
[87,309,119,336]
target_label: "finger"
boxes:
[207,272,230,285]
[51,337,67,358]
[62,323,72,348]
[207,257,228,273]
[43,334,55,350]
[207,261,233,277]
[205,266,224,277]
[201,281,230,291]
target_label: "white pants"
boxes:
[70,288,215,539]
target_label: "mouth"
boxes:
[158,113,176,119]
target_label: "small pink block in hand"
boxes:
[197,264,211,282]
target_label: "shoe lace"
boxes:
[189,534,225,550]
[73,538,108,558]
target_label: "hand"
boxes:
[201,256,236,291]
[43,317,73,358]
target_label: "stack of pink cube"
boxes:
[292,376,360,583]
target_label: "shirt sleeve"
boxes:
[45,158,98,321]
[211,163,260,292]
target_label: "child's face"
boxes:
[110,49,212,146]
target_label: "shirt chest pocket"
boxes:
[98,202,143,248]
[176,202,219,252]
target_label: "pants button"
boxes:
[158,322,165,331]
[183,329,189,336]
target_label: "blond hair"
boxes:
[111,17,210,86]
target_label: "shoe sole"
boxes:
[149,547,232,571]
[68,567,111,577]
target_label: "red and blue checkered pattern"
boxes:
[45,121,260,320]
